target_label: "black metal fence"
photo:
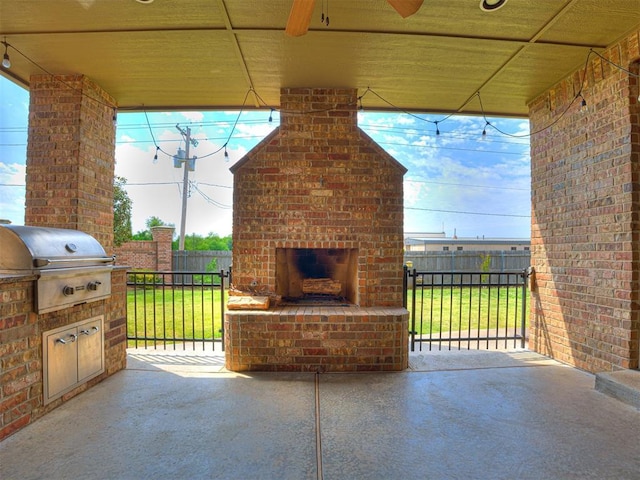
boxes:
[126,271,229,351]
[404,267,531,351]
[125,267,530,353]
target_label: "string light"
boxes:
[321,0,330,26]
[482,121,490,137]
[578,93,587,108]
[1,38,117,114]
[4,35,639,147]
[2,38,11,69]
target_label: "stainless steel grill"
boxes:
[0,225,115,313]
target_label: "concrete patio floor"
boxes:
[2,348,640,480]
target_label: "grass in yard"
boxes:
[407,285,529,336]
[126,282,529,347]
[127,286,225,348]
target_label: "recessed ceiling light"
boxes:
[135,0,154,4]
[480,0,508,12]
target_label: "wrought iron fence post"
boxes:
[520,267,532,348]
[410,268,417,352]
[220,269,226,351]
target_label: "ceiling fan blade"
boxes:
[387,0,424,18]
[285,0,316,37]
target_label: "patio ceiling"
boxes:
[1,0,639,116]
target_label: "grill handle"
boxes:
[34,256,115,268]
[56,333,78,345]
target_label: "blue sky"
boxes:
[0,76,531,238]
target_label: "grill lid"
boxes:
[0,225,114,272]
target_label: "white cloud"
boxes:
[0,162,26,224]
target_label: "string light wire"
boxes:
[3,37,639,152]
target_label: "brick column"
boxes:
[151,226,175,271]
[25,74,117,253]
[528,30,640,373]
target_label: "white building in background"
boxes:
[404,232,530,252]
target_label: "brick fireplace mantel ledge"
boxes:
[224,306,409,372]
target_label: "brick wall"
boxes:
[114,241,157,269]
[225,307,409,372]
[0,276,37,440]
[528,28,640,372]
[114,226,174,270]
[231,87,407,307]
[25,74,116,252]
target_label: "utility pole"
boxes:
[174,125,198,250]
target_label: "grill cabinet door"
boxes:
[77,317,104,381]
[43,316,105,404]
[45,327,79,399]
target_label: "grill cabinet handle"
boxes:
[56,333,78,345]
[79,326,100,336]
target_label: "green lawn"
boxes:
[407,285,528,336]
[127,287,225,348]
[126,284,529,347]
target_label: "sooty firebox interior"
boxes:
[276,248,358,305]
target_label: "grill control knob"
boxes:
[87,281,102,291]
[62,286,75,296]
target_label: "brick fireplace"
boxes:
[224,87,409,372]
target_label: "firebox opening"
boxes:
[276,248,359,305]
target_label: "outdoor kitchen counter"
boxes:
[0,273,37,283]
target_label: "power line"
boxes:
[406,179,528,192]
[406,206,530,218]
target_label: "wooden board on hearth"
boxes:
[227,296,270,310]
[302,278,341,296]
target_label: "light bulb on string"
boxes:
[577,92,587,109]
[2,38,11,69]
[435,121,440,136]
[268,109,274,123]
[482,121,490,138]
[153,146,159,164]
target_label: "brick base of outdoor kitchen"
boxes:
[224,307,409,372]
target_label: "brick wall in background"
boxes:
[528,28,640,372]
[113,226,175,270]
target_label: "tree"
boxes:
[146,216,169,229]
[131,216,174,241]
[113,176,132,246]
[479,253,491,284]
[172,232,232,251]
